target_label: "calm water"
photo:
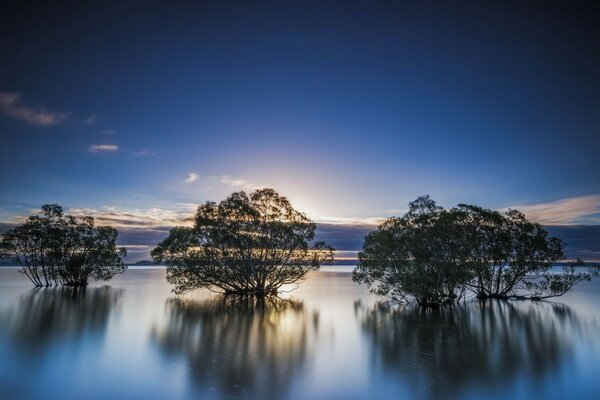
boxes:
[1,267,600,400]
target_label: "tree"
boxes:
[152,188,334,296]
[353,196,474,306]
[458,205,599,300]
[0,204,127,287]
[354,196,599,306]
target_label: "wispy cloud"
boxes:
[0,92,69,126]
[84,114,97,124]
[314,215,384,226]
[220,175,265,191]
[185,173,199,183]
[502,195,600,225]
[89,144,119,153]
[66,207,194,229]
[102,128,117,135]
[132,146,156,156]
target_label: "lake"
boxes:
[1,266,600,400]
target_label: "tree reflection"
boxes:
[152,296,317,398]
[0,286,121,352]
[357,300,589,399]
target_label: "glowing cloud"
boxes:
[0,92,69,126]
[89,144,119,153]
[502,195,600,225]
[314,215,385,226]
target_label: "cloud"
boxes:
[102,128,117,135]
[66,207,194,230]
[220,175,265,191]
[84,114,97,124]
[502,195,600,225]
[185,173,199,183]
[89,144,119,153]
[313,216,384,226]
[132,146,156,156]
[0,92,69,126]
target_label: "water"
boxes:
[1,267,600,400]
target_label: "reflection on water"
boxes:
[357,300,594,399]
[152,296,317,399]
[1,269,600,400]
[0,286,122,353]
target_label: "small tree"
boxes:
[152,188,334,296]
[0,204,126,287]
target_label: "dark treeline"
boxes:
[353,196,600,306]
[0,205,126,287]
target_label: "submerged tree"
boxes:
[354,196,599,306]
[0,204,127,287]
[458,205,599,300]
[353,196,474,306]
[152,188,334,296]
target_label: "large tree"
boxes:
[152,188,334,296]
[353,196,474,306]
[354,196,599,306]
[0,204,127,287]
[457,204,598,300]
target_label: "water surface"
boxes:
[1,267,599,400]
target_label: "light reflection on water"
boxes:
[0,267,600,400]
[152,296,316,399]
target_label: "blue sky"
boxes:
[1,1,599,261]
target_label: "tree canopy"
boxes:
[0,204,126,286]
[353,196,598,306]
[152,188,334,296]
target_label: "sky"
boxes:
[1,1,599,261]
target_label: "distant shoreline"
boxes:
[0,264,358,274]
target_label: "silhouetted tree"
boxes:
[152,189,334,295]
[354,196,599,306]
[458,204,599,300]
[0,204,127,286]
[353,196,474,306]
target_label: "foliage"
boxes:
[354,196,599,306]
[353,196,474,306]
[0,204,126,286]
[458,206,598,300]
[152,188,334,296]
